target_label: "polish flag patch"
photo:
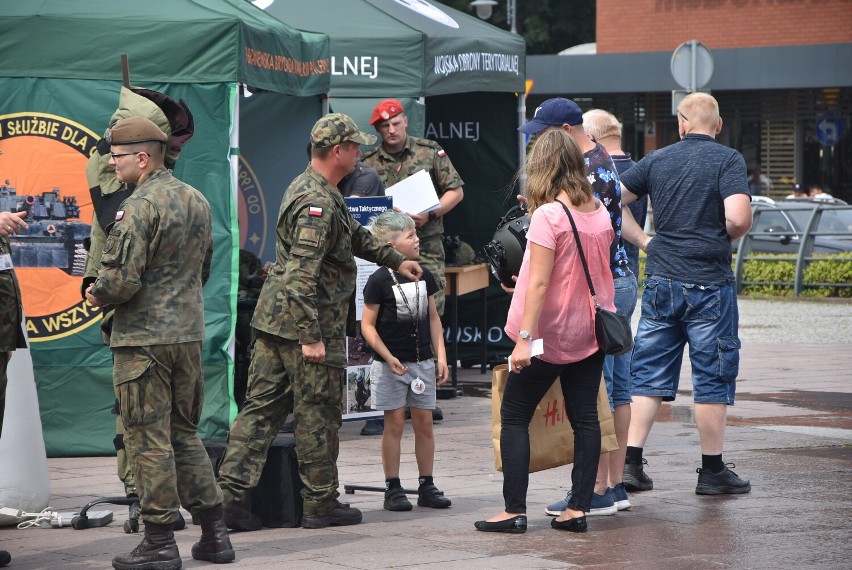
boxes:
[115,210,125,221]
[437,149,446,157]
[309,206,323,217]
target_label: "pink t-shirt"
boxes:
[505,200,615,364]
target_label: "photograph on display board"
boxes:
[342,196,392,420]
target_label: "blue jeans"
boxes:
[603,274,639,409]
[629,277,741,404]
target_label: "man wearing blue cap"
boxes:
[519,97,641,519]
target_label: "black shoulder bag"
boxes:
[559,202,634,356]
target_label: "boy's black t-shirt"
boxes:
[362,266,439,363]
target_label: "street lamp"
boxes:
[470,0,516,34]
[470,0,497,20]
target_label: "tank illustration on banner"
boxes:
[0,180,90,276]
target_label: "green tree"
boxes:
[442,0,595,55]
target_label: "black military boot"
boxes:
[223,498,263,531]
[191,505,236,564]
[112,521,181,570]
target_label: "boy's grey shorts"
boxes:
[370,359,437,411]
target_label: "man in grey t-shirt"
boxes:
[618,92,753,497]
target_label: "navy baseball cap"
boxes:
[518,98,584,134]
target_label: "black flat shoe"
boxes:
[551,515,587,533]
[474,515,527,533]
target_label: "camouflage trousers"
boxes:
[419,235,446,316]
[114,409,137,496]
[0,351,7,439]
[113,342,222,525]
[217,330,345,516]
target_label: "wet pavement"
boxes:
[1,298,851,568]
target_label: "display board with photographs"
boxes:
[342,196,392,420]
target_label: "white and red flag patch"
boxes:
[309,206,323,217]
[437,149,446,157]
[115,210,125,221]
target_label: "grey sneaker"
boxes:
[623,458,654,492]
[695,463,751,495]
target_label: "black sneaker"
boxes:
[383,487,413,511]
[302,501,363,528]
[432,406,443,423]
[360,419,384,436]
[223,501,263,531]
[417,483,452,509]
[696,463,751,495]
[623,458,654,492]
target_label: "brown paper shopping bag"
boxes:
[491,364,618,473]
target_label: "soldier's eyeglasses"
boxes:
[678,111,689,122]
[110,152,144,160]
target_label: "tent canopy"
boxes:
[265,0,525,97]
[0,0,330,95]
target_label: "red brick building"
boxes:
[528,0,852,201]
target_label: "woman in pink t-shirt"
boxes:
[475,129,615,535]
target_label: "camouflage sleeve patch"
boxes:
[101,225,130,267]
[291,222,326,257]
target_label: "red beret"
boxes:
[369,99,404,126]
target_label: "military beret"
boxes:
[310,113,376,148]
[106,116,168,146]
[369,99,404,126]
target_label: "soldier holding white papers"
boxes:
[363,99,464,316]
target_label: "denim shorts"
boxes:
[603,274,638,409]
[370,360,436,410]
[629,276,741,404]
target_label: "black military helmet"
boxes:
[483,204,530,288]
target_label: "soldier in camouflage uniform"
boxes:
[85,116,233,569]
[363,99,465,316]
[0,210,28,570]
[216,114,423,530]
[83,86,194,516]
[0,211,28,438]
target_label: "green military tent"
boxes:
[253,0,526,357]
[0,0,329,456]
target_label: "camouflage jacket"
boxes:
[89,168,213,347]
[83,87,176,290]
[251,165,406,367]
[363,136,464,240]
[0,236,27,351]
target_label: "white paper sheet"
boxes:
[385,169,440,215]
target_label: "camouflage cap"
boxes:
[310,113,376,148]
[105,116,168,146]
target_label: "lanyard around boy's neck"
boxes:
[387,268,421,364]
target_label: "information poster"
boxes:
[342,196,392,420]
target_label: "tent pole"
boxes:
[120,54,130,87]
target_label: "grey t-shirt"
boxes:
[619,134,749,285]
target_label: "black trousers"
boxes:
[500,351,605,514]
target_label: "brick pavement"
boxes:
[1,339,850,569]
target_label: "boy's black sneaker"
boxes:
[623,458,654,492]
[383,487,413,511]
[417,483,451,508]
[695,463,751,495]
